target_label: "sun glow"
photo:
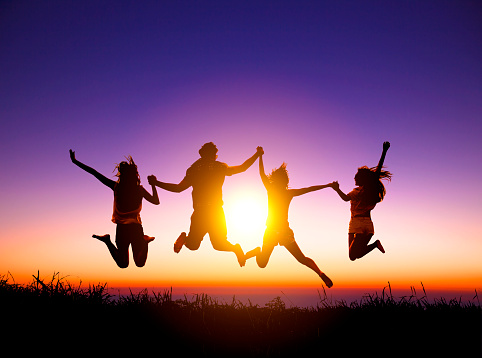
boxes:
[224,191,267,248]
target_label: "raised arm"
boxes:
[226,146,264,176]
[148,175,190,193]
[375,141,390,177]
[69,149,115,189]
[331,181,350,202]
[291,183,335,197]
[258,154,270,188]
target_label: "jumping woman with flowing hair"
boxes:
[70,150,159,268]
[331,141,391,261]
[245,152,334,288]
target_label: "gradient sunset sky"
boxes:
[1,1,481,298]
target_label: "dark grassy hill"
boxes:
[2,272,480,357]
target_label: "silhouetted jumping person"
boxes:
[331,141,391,261]
[244,152,334,288]
[148,143,263,267]
[70,150,159,268]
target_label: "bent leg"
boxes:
[255,244,275,268]
[131,225,150,267]
[185,232,204,251]
[93,228,129,268]
[348,233,357,261]
[245,232,276,268]
[250,229,277,268]
[183,210,206,251]
[113,225,132,268]
[349,233,380,260]
[245,247,261,261]
[207,208,246,266]
[285,241,333,288]
[210,237,246,267]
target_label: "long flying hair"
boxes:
[356,166,392,204]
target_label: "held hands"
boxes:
[383,141,390,151]
[256,146,264,156]
[330,181,340,190]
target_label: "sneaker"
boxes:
[174,232,186,253]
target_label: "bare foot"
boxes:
[92,234,110,243]
[174,232,186,253]
[144,235,155,243]
[320,273,333,288]
[234,244,246,267]
[376,240,385,254]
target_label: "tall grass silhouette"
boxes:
[1,272,480,356]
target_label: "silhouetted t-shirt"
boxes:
[185,158,228,209]
[111,183,143,224]
[265,187,293,228]
[347,187,376,218]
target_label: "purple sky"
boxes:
[1,1,481,292]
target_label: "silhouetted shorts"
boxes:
[115,223,146,250]
[187,206,228,248]
[348,217,374,235]
[263,225,295,247]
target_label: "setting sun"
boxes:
[224,190,267,248]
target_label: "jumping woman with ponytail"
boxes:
[332,142,391,261]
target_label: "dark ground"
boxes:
[1,275,480,356]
